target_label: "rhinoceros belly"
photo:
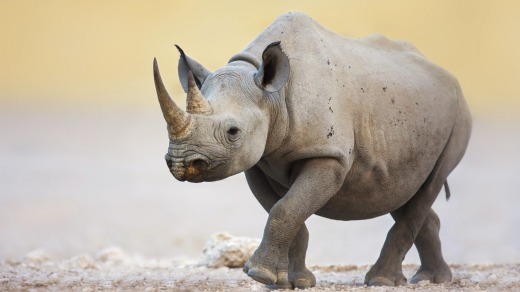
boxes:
[315,146,441,221]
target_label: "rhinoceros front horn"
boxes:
[153,58,191,137]
[186,71,212,114]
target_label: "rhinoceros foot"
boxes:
[289,268,316,289]
[364,265,407,286]
[244,260,316,289]
[410,265,452,284]
[245,265,277,285]
[243,247,292,287]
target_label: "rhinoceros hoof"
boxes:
[365,270,407,286]
[290,269,316,289]
[247,266,277,285]
[368,276,397,286]
[268,271,293,289]
[410,266,452,284]
[242,260,252,274]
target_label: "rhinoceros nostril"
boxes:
[191,159,208,170]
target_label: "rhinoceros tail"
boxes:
[444,181,451,201]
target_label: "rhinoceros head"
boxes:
[153,42,290,182]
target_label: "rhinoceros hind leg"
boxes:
[364,222,409,286]
[410,267,452,284]
[365,105,469,286]
[365,176,447,286]
[408,104,471,284]
[409,209,452,284]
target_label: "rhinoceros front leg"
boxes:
[244,159,346,286]
[244,166,317,289]
[287,224,316,289]
[243,223,316,289]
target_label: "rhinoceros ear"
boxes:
[176,45,211,93]
[254,41,290,93]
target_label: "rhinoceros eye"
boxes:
[227,127,239,136]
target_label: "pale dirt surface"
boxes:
[2,248,520,291]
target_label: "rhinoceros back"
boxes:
[234,12,467,219]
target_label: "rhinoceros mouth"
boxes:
[168,158,227,183]
[169,165,187,182]
[169,163,207,183]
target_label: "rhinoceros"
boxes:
[152,12,471,289]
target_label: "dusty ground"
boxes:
[2,248,519,291]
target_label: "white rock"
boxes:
[200,232,260,268]
[96,246,131,264]
[68,254,97,269]
[23,249,50,263]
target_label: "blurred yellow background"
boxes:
[1,0,519,114]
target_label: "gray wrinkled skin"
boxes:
[153,12,471,289]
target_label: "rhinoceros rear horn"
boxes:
[186,71,212,114]
[153,58,191,137]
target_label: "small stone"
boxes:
[200,232,260,268]
[68,254,97,269]
[96,246,131,264]
[23,249,50,264]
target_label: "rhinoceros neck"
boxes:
[227,52,289,159]
[228,52,261,70]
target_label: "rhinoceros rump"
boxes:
[153,12,471,289]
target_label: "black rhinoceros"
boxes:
[152,12,471,289]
